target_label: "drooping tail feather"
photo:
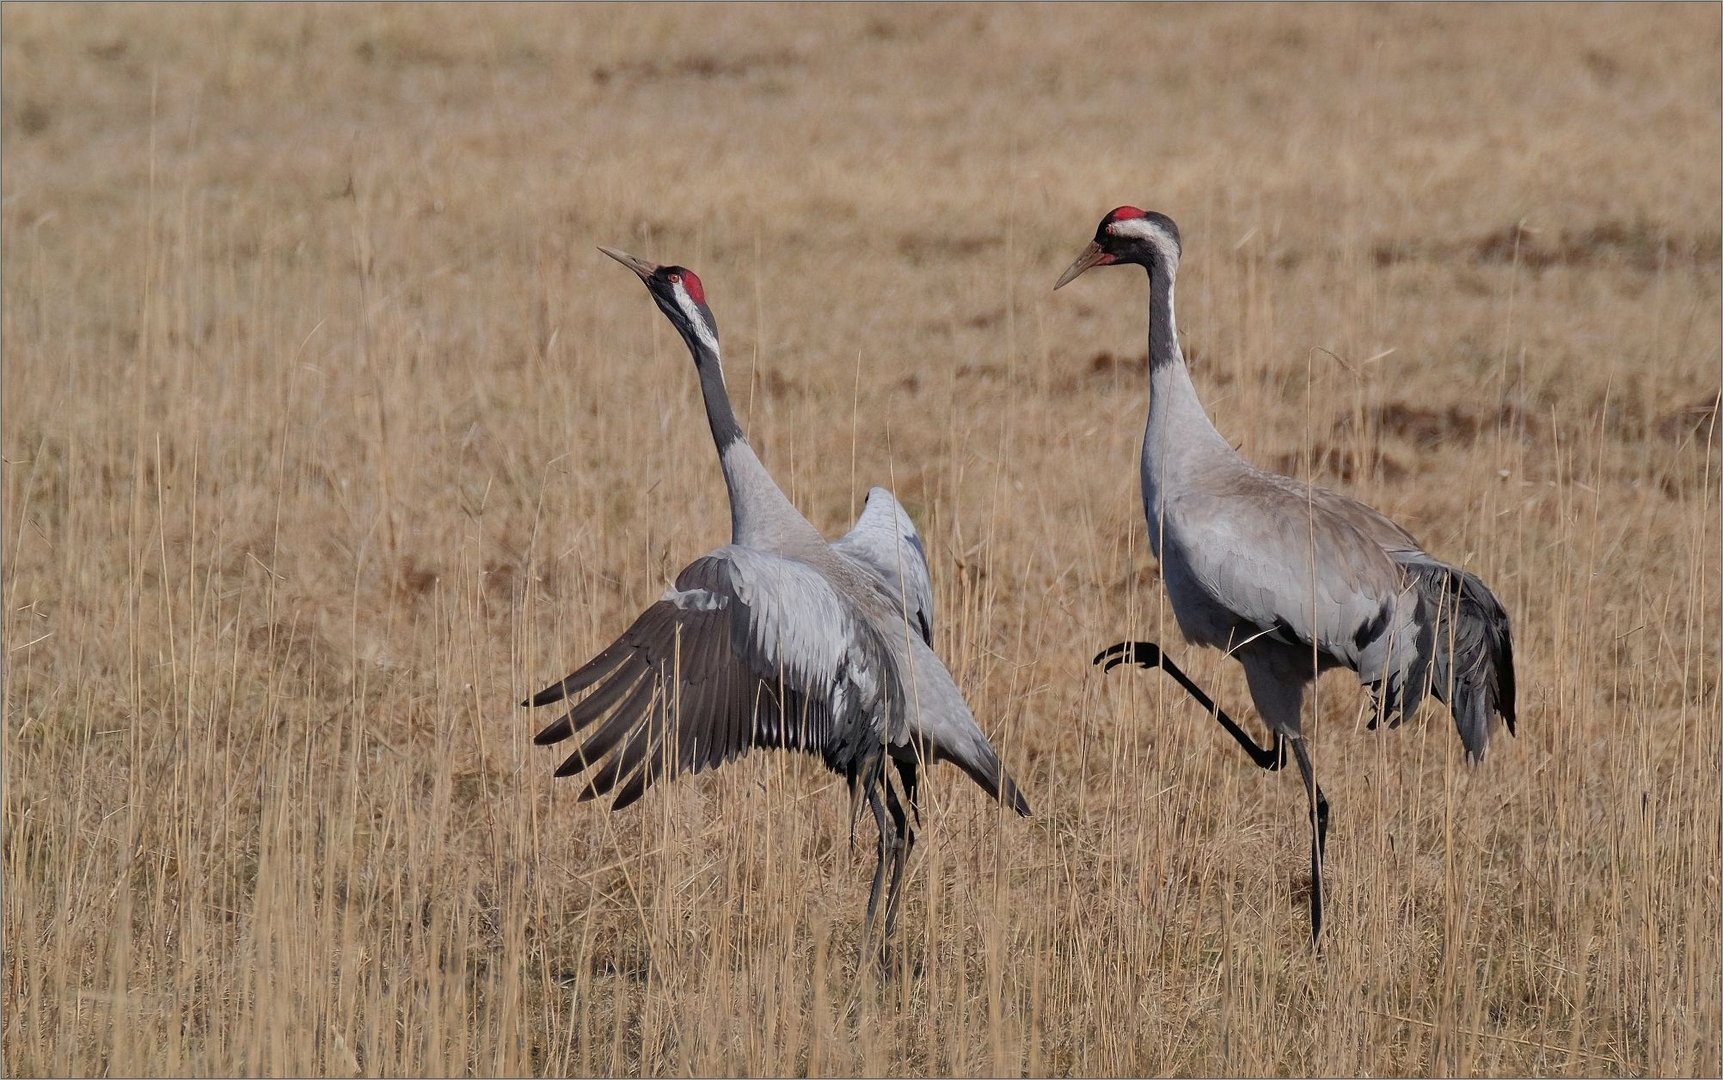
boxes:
[1399,555,1516,761]
[950,744,1032,817]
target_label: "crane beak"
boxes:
[1053,241,1116,290]
[598,246,659,281]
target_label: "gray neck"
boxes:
[688,338,822,550]
[1141,259,1235,551]
[1147,256,1181,374]
[695,350,746,452]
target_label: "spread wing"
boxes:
[833,486,936,645]
[522,545,893,810]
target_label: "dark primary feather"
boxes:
[523,632,635,709]
[1395,553,1516,760]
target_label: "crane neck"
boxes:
[691,338,746,451]
[1146,257,1182,375]
[688,336,823,550]
[1144,260,1226,437]
[1141,259,1235,534]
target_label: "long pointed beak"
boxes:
[598,246,658,281]
[1053,241,1116,290]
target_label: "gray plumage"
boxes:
[524,249,1028,939]
[834,486,936,647]
[1060,207,1515,942]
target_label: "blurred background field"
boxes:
[3,4,1718,1075]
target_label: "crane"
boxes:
[1055,207,1515,942]
[524,247,1031,941]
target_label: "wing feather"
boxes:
[576,704,662,804]
[537,664,648,749]
[834,487,936,645]
[556,673,657,777]
[524,638,632,709]
[525,545,890,809]
[1169,469,1423,680]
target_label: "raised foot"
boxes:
[1093,640,1162,672]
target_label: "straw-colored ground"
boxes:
[5,4,1718,1075]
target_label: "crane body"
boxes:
[1059,208,1515,941]
[525,249,1029,942]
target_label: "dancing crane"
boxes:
[524,248,1031,940]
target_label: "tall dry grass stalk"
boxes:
[4,4,1718,1075]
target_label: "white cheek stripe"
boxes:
[1109,218,1180,267]
[673,283,720,355]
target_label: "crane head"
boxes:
[1054,206,1182,289]
[598,246,720,356]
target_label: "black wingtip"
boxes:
[527,685,569,708]
[609,779,649,813]
[555,747,599,778]
[534,714,575,746]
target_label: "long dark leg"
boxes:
[897,757,921,828]
[881,760,917,938]
[1289,737,1330,945]
[863,784,894,932]
[1095,640,1288,771]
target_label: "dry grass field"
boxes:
[4,4,1719,1075]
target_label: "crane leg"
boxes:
[881,765,915,939]
[896,756,922,827]
[863,777,917,973]
[1289,737,1330,945]
[863,784,894,933]
[1095,640,1288,771]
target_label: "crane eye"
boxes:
[668,272,681,284]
